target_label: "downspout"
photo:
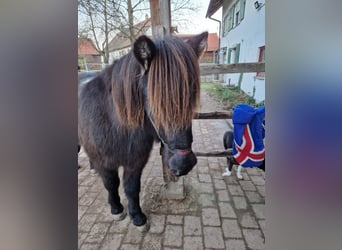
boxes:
[208,16,221,63]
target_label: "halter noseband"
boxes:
[147,113,191,156]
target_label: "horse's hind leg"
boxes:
[100,169,126,220]
[123,167,146,227]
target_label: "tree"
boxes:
[78,0,200,63]
[78,0,120,63]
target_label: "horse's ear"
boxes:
[133,35,156,70]
[186,31,209,59]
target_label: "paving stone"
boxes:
[214,179,227,190]
[86,199,106,214]
[108,216,130,234]
[78,232,88,248]
[199,193,216,207]
[256,185,265,197]
[79,243,101,250]
[84,222,111,244]
[222,219,242,238]
[233,196,248,210]
[79,192,99,206]
[203,227,225,249]
[217,190,230,202]
[141,233,162,250]
[240,172,250,180]
[246,168,260,176]
[149,214,166,234]
[211,169,226,179]
[258,219,266,237]
[252,204,265,219]
[123,223,143,244]
[225,239,246,250]
[80,176,98,186]
[239,212,259,228]
[228,185,244,196]
[242,229,265,249]
[184,236,203,250]
[163,225,183,247]
[239,181,257,191]
[250,175,265,186]
[79,213,99,232]
[184,216,202,236]
[99,233,123,250]
[218,202,237,218]
[78,205,88,221]
[79,186,90,199]
[167,215,183,225]
[120,244,140,250]
[199,183,214,193]
[245,191,263,203]
[208,162,221,171]
[198,173,212,183]
[198,166,210,174]
[202,208,221,226]
[225,176,240,185]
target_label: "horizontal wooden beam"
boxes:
[195,149,233,157]
[200,62,265,75]
[194,111,232,119]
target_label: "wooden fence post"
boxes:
[150,0,184,199]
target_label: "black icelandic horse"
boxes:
[78,32,208,229]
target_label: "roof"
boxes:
[206,0,224,18]
[78,38,99,55]
[108,18,151,52]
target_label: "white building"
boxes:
[206,0,265,103]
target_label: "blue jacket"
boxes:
[232,104,265,167]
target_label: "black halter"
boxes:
[146,112,191,156]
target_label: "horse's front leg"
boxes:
[100,169,126,220]
[123,167,146,227]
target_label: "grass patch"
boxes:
[201,82,262,109]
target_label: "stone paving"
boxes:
[78,91,266,250]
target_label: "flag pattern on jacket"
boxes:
[232,104,265,167]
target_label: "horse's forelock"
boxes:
[147,36,200,132]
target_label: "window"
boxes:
[222,0,246,36]
[256,46,265,78]
[227,43,240,64]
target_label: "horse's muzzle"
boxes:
[168,150,197,177]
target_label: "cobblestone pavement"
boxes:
[78,91,266,250]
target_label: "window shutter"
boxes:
[227,48,232,64]
[235,43,240,63]
[240,0,246,21]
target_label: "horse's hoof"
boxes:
[237,174,243,180]
[132,213,147,227]
[113,210,127,221]
[135,222,149,232]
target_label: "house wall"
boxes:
[220,0,265,103]
[109,47,131,62]
[78,54,102,70]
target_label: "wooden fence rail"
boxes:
[200,62,265,75]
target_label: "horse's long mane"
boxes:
[111,53,145,128]
[111,35,200,131]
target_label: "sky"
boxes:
[78,0,223,37]
[177,0,222,34]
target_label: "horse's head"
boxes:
[133,32,208,176]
